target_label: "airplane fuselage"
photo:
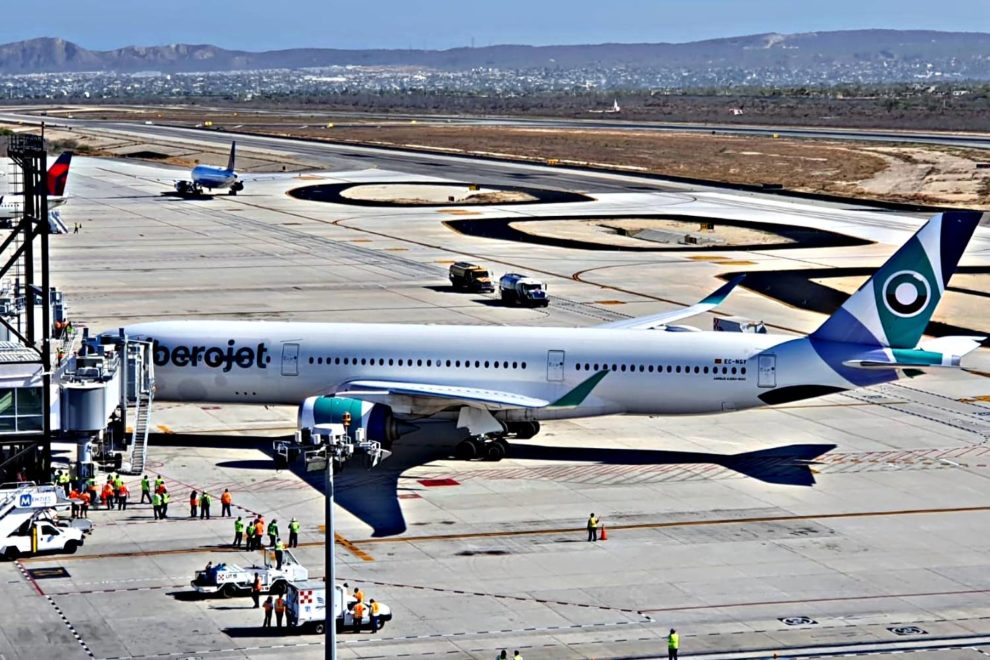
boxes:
[125,320,889,421]
[191,165,237,190]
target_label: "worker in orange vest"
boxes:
[117,483,129,511]
[189,490,199,518]
[352,601,365,632]
[79,491,89,518]
[369,599,381,633]
[101,483,114,510]
[262,596,273,627]
[251,573,262,608]
[274,595,287,628]
[354,586,364,604]
[220,489,232,517]
[254,518,265,547]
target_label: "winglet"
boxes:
[703,274,746,305]
[596,274,746,331]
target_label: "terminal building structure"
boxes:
[0,134,154,486]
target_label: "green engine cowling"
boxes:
[298,396,399,447]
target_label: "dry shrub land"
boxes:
[256,125,990,208]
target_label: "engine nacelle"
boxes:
[297,396,399,447]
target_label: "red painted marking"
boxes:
[417,479,459,487]
[397,493,422,500]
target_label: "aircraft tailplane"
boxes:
[226,142,236,172]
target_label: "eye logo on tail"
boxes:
[882,270,931,318]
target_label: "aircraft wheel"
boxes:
[484,439,507,462]
[455,438,480,461]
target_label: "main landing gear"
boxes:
[455,435,508,462]
[453,421,540,462]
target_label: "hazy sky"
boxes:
[5,0,988,51]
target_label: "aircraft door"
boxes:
[757,354,776,388]
[547,350,565,382]
[281,343,300,377]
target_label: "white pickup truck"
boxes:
[1,514,86,560]
[286,580,393,634]
[191,550,308,598]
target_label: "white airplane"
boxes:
[119,212,984,460]
[0,152,73,221]
[174,142,244,196]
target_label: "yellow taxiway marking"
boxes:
[353,505,990,546]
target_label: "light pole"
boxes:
[326,412,350,659]
[325,436,336,660]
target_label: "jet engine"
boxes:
[297,396,400,448]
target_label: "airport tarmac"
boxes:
[3,135,990,659]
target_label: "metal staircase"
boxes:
[127,387,153,475]
[123,341,155,475]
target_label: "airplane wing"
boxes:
[340,380,549,410]
[596,275,745,330]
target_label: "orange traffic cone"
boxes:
[600,524,608,541]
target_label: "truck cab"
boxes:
[499,273,549,307]
[2,515,85,559]
[449,262,495,292]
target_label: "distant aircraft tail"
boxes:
[226,142,236,171]
[811,211,983,349]
[47,152,73,197]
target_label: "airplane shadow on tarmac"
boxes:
[162,430,836,538]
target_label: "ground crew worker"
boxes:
[255,518,265,548]
[262,596,273,627]
[140,475,151,503]
[152,491,162,520]
[101,483,113,509]
[668,628,679,660]
[69,488,80,518]
[274,538,285,570]
[274,594,286,628]
[79,491,89,518]
[369,599,380,633]
[267,519,279,548]
[233,517,244,548]
[513,652,523,660]
[354,586,364,604]
[200,491,212,519]
[496,650,507,660]
[288,518,300,548]
[252,573,262,608]
[117,483,128,510]
[189,490,198,518]
[154,474,165,492]
[246,519,257,550]
[220,489,232,517]
[57,470,70,495]
[587,513,598,542]
[352,601,365,632]
[161,490,170,518]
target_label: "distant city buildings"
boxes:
[0,58,977,102]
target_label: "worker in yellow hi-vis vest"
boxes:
[667,628,679,660]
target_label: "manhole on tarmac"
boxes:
[28,567,69,579]
[889,626,928,635]
[779,616,817,626]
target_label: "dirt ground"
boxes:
[260,125,990,208]
[15,106,990,208]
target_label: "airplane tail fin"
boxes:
[226,142,236,171]
[47,152,72,196]
[811,211,984,349]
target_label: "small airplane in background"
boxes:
[0,152,73,220]
[174,142,244,197]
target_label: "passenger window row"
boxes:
[307,356,529,370]
[574,362,746,376]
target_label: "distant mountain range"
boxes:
[2,30,989,80]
